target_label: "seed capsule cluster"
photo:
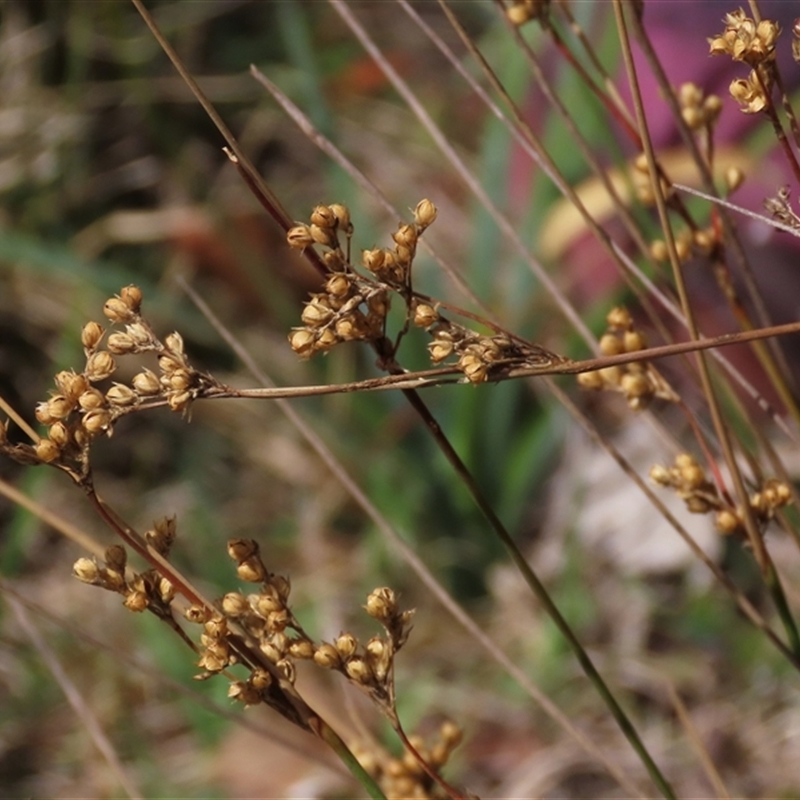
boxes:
[73,538,175,618]
[709,10,780,115]
[287,200,437,360]
[1,286,222,477]
[577,306,677,410]
[650,452,792,536]
[352,720,464,800]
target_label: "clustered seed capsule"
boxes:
[650,452,792,536]
[577,306,677,409]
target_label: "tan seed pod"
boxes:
[325,273,351,298]
[362,248,386,273]
[413,198,437,229]
[106,332,137,354]
[228,538,259,562]
[165,332,185,356]
[288,639,315,659]
[158,577,175,604]
[103,297,134,324]
[73,557,100,584]
[365,587,397,621]
[259,641,281,663]
[329,203,351,231]
[649,464,672,485]
[81,321,105,350]
[267,609,290,632]
[237,558,266,583]
[82,408,112,436]
[228,680,259,706]
[124,591,149,612]
[413,303,438,328]
[606,306,633,330]
[119,285,143,312]
[289,328,317,358]
[577,370,604,390]
[715,508,740,535]
[86,351,116,382]
[623,330,647,352]
[78,388,105,411]
[251,669,272,690]
[105,544,127,572]
[252,593,282,616]
[184,605,211,624]
[106,383,138,407]
[315,328,339,351]
[35,402,56,426]
[344,656,373,685]
[158,354,182,375]
[313,643,342,669]
[440,720,463,748]
[620,372,651,399]
[222,592,250,617]
[599,333,623,356]
[287,224,315,249]
[309,223,335,248]
[167,391,192,412]
[598,365,622,386]
[392,223,418,249]
[48,421,70,448]
[132,369,161,396]
[34,438,60,463]
[126,322,152,347]
[310,204,337,229]
[301,299,334,327]
[428,340,454,363]
[204,616,228,638]
[335,632,358,660]
[168,370,193,392]
[46,394,74,420]
[277,659,296,683]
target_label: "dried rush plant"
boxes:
[4,1,800,798]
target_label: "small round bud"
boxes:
[623,330,647,352]
[725,166,745,193]
[649,464,672,485]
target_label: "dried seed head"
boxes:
[85,351,116,382]
[392,223,418,250]
[165,332,185,357]
[606,306,633,330]
[106,383,138,407]
[119,285,143,313]
[167,391,192,413]
[413,303,439,328]
[344,656,374,685]
[54,371,88,402]
[413,198,437,229]
[124,591,149,612]
[82,408,112,436]
[104,544,127,573]
[599,333,623,356]
[184,605,211,624]
[34,438,60,463]
[289,328,317,359]
[310,204,338,229]
[334,632,358,660]
[237,558,266,583]
[715,508,741,535]
[365,587,398,622]
[106,332,137,355]
[313,643,342,669]
[325,273,352,298]
[301,296,334,327]
[46,394,74,420]
[78,388,105,412]
[81,321,105,350]
[362,248,386,274]
[252,592,282,616]
[132,369,161,396]
[104,297,134,324]
[309,223,336,248]
[73,557,101,584]
[287,224,315,249]
[288,638,315,659]
[222,592,250,617]
[228,538,259,563]
[48,421,70,449]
